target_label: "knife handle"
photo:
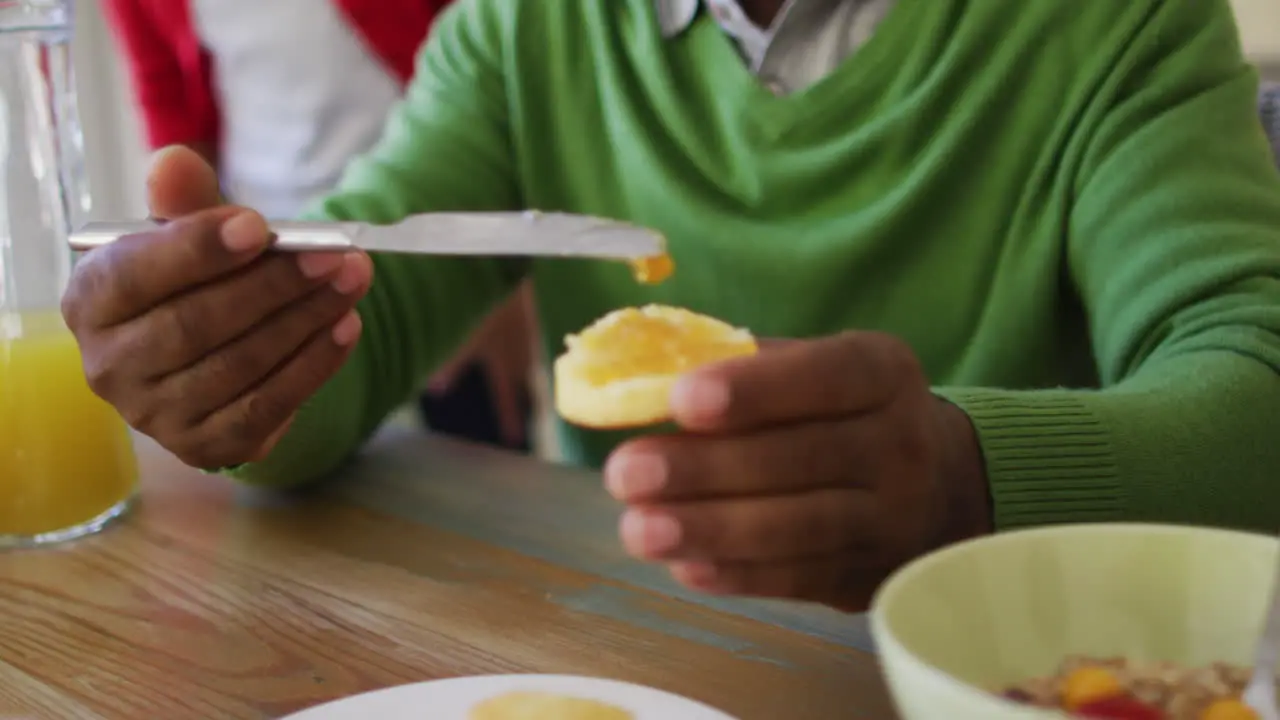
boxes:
[69,221,359,253]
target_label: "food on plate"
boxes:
[629,252,675,285]
[553,304,758,429]
[468,691,633,719]
[1000,655,1266,719]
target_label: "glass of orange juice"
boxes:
[0,0,139,548]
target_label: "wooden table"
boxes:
[0,427,896,719]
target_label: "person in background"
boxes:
[69,0,1280,612]
[101,0,536,453]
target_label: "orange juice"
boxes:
[0,310,138,542]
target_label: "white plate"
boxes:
[280,674,740,720]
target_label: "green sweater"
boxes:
[231,0,1280,532]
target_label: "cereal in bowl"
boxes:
[1000,655,1269,719]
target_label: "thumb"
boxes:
[755,337,802,352]
[145,145,223,220]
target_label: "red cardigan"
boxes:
[102,0,448,152]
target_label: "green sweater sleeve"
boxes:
[228,0,523,487]
[942,0,1280,531]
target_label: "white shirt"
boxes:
[655,0,897,94]
[190,0,402,219]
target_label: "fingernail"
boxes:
[297,252,344,279]
[331,253,367,294]
[147,144,181,165]
[332,311,362,346]
[220,212,268,252]
[604,452,666,499]
[671,375,730,421]
[621,510,682,557]
[673,561,720,589]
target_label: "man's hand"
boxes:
[61,146,374,469]
[427,282,536,448]
[603,332,991,611]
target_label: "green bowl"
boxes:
[869,523,1277,719]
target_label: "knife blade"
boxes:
[69,211,667,260]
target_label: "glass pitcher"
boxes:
[0,0,138,547]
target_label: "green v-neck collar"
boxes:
[676,0,929,141]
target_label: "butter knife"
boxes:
[69,211,667,260]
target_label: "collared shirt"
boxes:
[654,0,896,94]
[1263,83,1280,166]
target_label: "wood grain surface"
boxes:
[0,432,897,720]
